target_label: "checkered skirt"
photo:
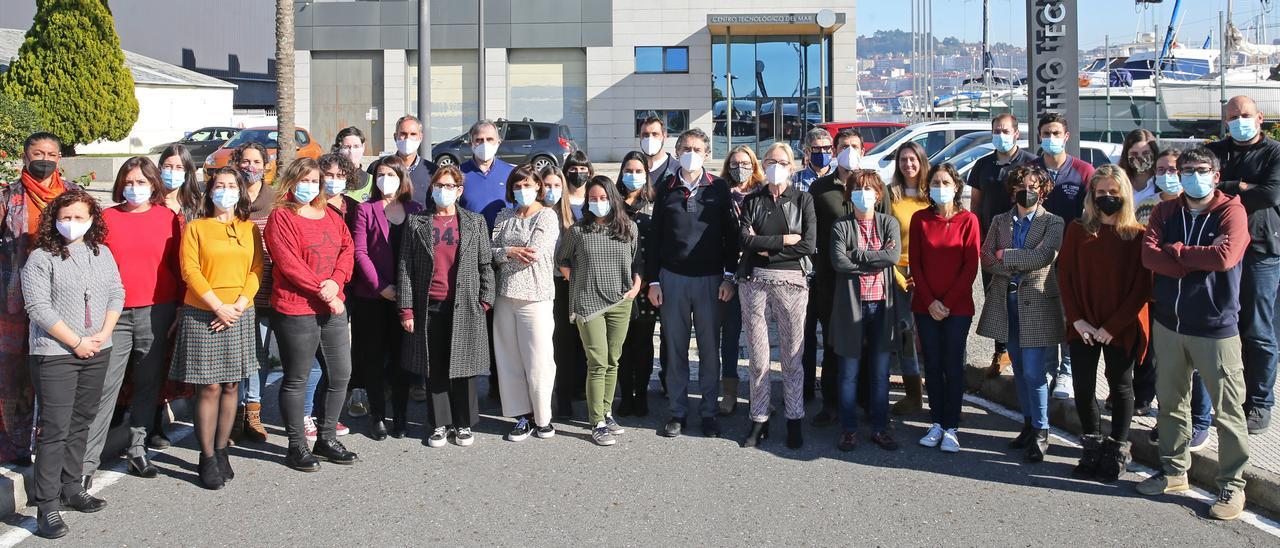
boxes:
[169,306,261,384]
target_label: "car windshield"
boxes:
[930,132,990,165]
[950,144,996,173]
[867,127,913,155]
[225,129,278,149]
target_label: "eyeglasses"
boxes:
[1154,167,1179,175]
[1178,167,1214,176]
[728,162,753,170]
[763,159,791,168]
[434,183,461,190]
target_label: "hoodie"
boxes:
[1141,190,1250,338]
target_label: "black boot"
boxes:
[147,407,171,450]
[198,452,225,489]
[743,420,769,448]
[786,419,804,449]
[215,447,234,482]
[390,418,407,439]
[127,454,158,478]
[369,416,389,441]
[313,438,359,465]
[1009,418,1035,449]
[36,507,68,539]
[285,445,321,472]
[1024,429,1050,463]
[1095,438,1132,483]
[1072,435,1104,479]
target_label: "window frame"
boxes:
[634,46,691,74]
[634,110,691,137]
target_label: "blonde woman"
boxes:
[885,141,930,416]
[1058,165,1152,482]
[715,145,763,415]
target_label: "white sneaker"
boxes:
[919,423,944,447]
[454,426,475,447]
[427,426,448,448]
[1053,373,1074,400]
[940,429,961,453]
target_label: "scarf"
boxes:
[20,168,67,234]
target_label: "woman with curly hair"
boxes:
[21,189,124,538]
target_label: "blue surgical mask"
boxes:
[1041,136,1065,156]
[809,151,832,170]
[293,182,320,204]
[123,185,152,206]
[324,178,346,196]
[432,187,459,208]
[1156,172,1182,194]
[588,200,611,217]
[1180,172,1216,199]
[212,188,239,211]
[992,133,1016,153]
[929,186,956,205]
[543,187,562,206]
[513,187,537,207]
[621,172,645,191]
[1229,116,1259,142]
[160,169,184,190]
[849,189,877,212]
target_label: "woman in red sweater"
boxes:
[264,158,357,472]
[909,163,980,453]
[1058,164,1151,482]
[91,157,183,484]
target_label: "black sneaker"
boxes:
[508,416,533,442]
[286,445,321,472]
[36,507,68,539]
[1247,407,1270,435]
[454,427,475,447]
[534,423,556,439]
[660,417,685,438]
[701,416,721,438]
[60,490,107,513]
[313,438,359,465]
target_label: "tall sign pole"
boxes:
[1027,0,1079,156]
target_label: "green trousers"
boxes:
[1152,322,1251,492]
[577,299,633,426]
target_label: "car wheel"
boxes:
[435,154,457,167]
[531,155,553,171]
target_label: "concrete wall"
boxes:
[75,85,236,155]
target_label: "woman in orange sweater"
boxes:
[1057,164,1152,483]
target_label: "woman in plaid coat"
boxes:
[977,165,1066,464]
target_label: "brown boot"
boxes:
[985,350,1010,378]
[891,375,924,416]
[229,405,245,443]
[243,402,268,443]
[718,378,739,416]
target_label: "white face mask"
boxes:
[641,136,663,156]
[56,219,91,242]
[395,138,421,156]
[679,151,704,173]
[377,175,400,197]
[473,141,499,162]
[836,147,860,171]
[341,146,364,166]
[765,163,791,186]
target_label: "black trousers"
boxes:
[980,271,1007,355]
[1069,339,1138,441]
[619,313,657,403]
[349,296,409,422]
[30,352,108,509]
[803,282,841,405]
[426,301,479,428]
[552,278,586,410]
[276,310,352,449]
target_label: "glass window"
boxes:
[533,124,552,140]
[634,110,689,136]
[635,46,688,74]
[187,130,212,142]
[635,47,663,73]
[295,130,310,145]
[665,47,688,72]
[504,124,532,141]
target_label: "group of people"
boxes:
[1,94,1277,538]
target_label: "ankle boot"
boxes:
[1095,438,1131,483]
[229,405,245,443]
[786,418,804,449]
[147,407,171,450]
[243,402,268,443]
[1072,435,1104,479]
[370,416,389,441]
[718,378,740,416]
[1009,418,1035,449]
[198,453,225,490]
[891,375,924,416]
[215,447,234,481]
[743,420,769,448]
[1024,429,1050,463]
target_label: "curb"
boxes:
[0,398,192,520]
[963,363,1280,520]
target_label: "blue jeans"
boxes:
[1239,253,1279,411]
[721,292,742,380]
[1007,292,1050,429]
[1190,371,1214,430]
[838,302,890,432]
[915,313,972,430]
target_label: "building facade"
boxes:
[295,0,857,161]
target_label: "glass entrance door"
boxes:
[712,34,832,159]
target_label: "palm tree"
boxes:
[275,0,296,170]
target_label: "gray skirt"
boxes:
[169,306,261,385]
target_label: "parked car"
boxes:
[817,121,907,152]
[149,126,239,167]
[951,139,1123,181]
[203,127,324,184]
[860,120,994,177]
[875,123,1032,182]
[431,119,577,170]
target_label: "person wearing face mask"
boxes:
[1057,165,1152,483]
[399,166,496,449]
[232,141,277,444]
[21,189,125,538]
[458,119,516,231]
[333,126,373,201]
[1118,129,1161,225]
[158,144,205,223]
[81,157,182,488]
[1030,113,1091,402]
[640,116,680,184]
[561,151,594,223]
[369,116,437,206]
[350,154,423,439]
[491,165,560,441]
[616,151,662,417]
[1137,147,1252,521]
[737,143,816,449]
[1206,95,1280,435]
[557,176,642,446]
[977,166,1065,463]
[170,167,263,490]
[0,132,70,466]
[709,146,761,416]
[793,128,834,192]
[910,164,981,454]
[967,115,1035,378]
[540,165,590,419]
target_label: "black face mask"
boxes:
[566,171,586,188]
[1095,195,1124,216]
[1015,189,1039,208]
[26,159,57,180]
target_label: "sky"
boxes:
[856,0,1275,52]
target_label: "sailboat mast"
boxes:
[982,0,991,85]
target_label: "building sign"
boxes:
[1026,0,1079,155]
[708,13,821,25]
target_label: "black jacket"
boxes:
[646,171,740,280]
[1208,136,1280,257]
[736,186,817,278]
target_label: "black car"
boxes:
[431,119,577,171]
[150,126,239,167]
